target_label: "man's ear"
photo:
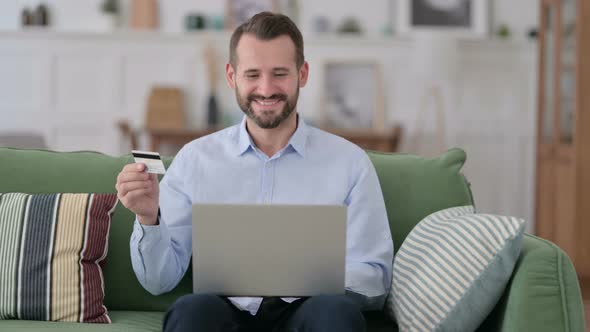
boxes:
[299,61,309,88]
[226,63,236,89]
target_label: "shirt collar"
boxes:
[236,116,253,156]
[236,114,308,158]
[288,115,308,157]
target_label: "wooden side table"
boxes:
[117,121,403,154]
[146,126,403,153]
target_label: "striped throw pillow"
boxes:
[386,206,525,332]
[0,193,118,323]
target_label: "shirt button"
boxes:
[266,163,272,168]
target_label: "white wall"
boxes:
[0,0,538,40]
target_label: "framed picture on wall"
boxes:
[225,0,279,29]
[320,61,385,131]
[397,0,488,37]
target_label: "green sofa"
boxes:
[0,147,585,331]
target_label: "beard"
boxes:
[236,85,299,129]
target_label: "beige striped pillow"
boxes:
[386,206,525,332]
[0,193,118,323]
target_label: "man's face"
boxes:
[226,34,309,129]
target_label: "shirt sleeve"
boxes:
[129,146,194,295]
[343,151,394,310]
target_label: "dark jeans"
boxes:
[163,294,366,332]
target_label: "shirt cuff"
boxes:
[345,262,386,297]
[133,215,171,253]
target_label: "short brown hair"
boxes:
[229,12,304,69]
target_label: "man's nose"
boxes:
[256,75,276,97]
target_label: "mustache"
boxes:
[247,94,287,102]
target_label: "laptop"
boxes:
[191,204,346,297]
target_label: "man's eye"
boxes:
[246,74,259,79]
[275,73,287,77]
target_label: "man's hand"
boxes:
[116,163,160,225]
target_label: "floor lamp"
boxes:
[409,32,458,155]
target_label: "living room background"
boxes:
[0,0,538,231]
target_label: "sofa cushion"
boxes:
[367,148,474,255]
[0,193,117,323]
[0,310,164,331]
[388,205,525,332]
[0,148,192,312]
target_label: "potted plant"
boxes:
[98,0,119,30]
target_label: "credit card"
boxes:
[131,150,166,174]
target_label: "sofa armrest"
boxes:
[478,234,585,332]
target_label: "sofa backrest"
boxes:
[0,147,473,312]
[367,148,474,254]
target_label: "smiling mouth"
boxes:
[254,99,282,106]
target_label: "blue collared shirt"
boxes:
[130,115,394,315]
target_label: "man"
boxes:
[116,12,393,332]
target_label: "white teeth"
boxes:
[256,99,280,106]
